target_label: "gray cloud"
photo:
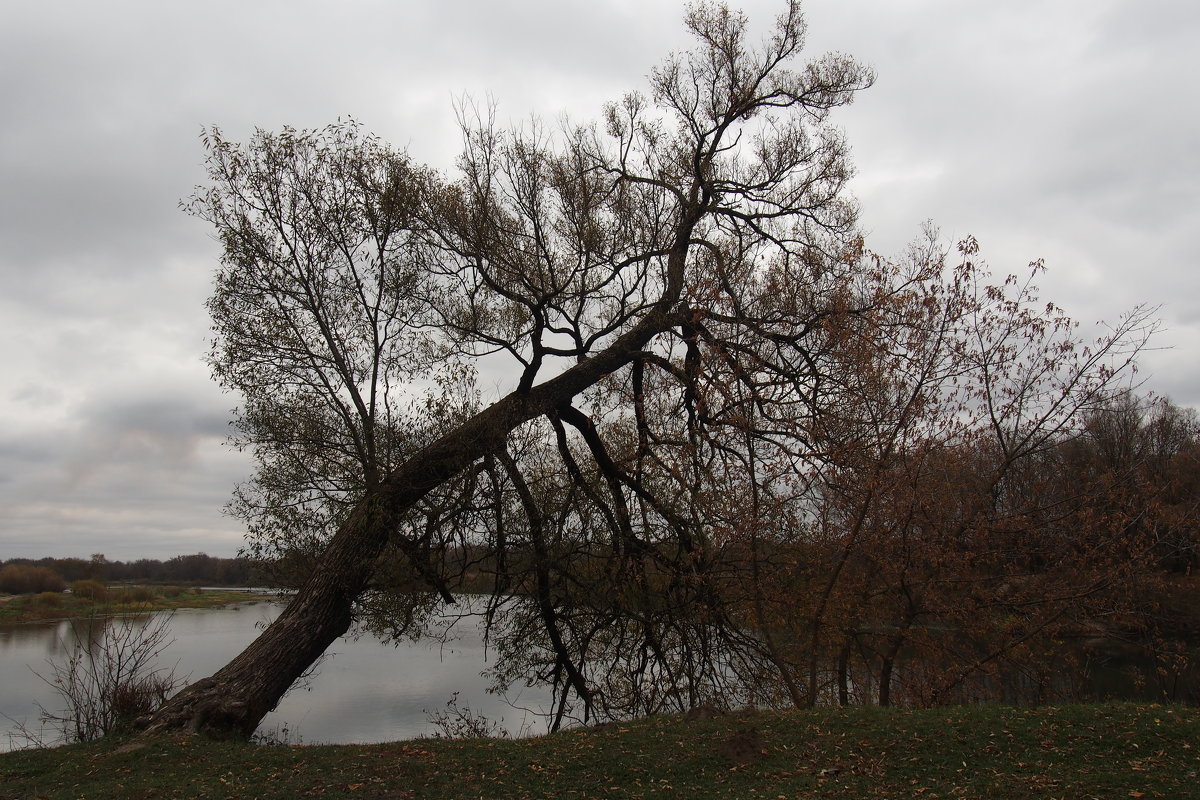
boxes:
[803,0,1200,403]
[0,375,247,559]
[65,389,232,480]
[1,0,1197,559]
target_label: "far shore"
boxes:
[0,586,286,625]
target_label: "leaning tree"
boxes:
[145,1,877,736]
[145,0,1156,737]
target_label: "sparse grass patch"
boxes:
[1,704,1196,799]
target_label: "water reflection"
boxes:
[0,601,552,750]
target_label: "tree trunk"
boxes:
[143,304,688,738]
[141,487,407,737]
[836,639,851,707]
[877,633,905,708]
[878,653,894,708]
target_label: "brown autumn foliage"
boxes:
[69,579,108,601]
[474,233,1175,724]
[701,245,1194,709]
[0,564,66,595]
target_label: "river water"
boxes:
[0,600,553,750]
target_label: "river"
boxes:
[0,600,553,751]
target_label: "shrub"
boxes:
[0,564,66,594]
[70,579,108,601]
[127,586,156,603]
[425,692,510,739]
[107,586,155,605]
[33,591,64,608]
[35,613,182,743]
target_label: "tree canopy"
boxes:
[145,2,1169,739]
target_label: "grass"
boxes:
[1,704,1197,799]
[0,587,272,624]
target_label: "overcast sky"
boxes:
[2,0,1197,561]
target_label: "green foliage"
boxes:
[1,705,1196,798]
[192,120,458,582]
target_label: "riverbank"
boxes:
[1,703,1196,798]
[0,587,278,624]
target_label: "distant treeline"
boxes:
[0,553,266,589]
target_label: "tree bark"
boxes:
[878,651,894,708]
[836,639,851,707]
[877,632,907,708]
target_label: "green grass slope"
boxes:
[2,704,1197,799]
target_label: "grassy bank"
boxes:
[2,704,1196,799]
[0,587,275,624]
